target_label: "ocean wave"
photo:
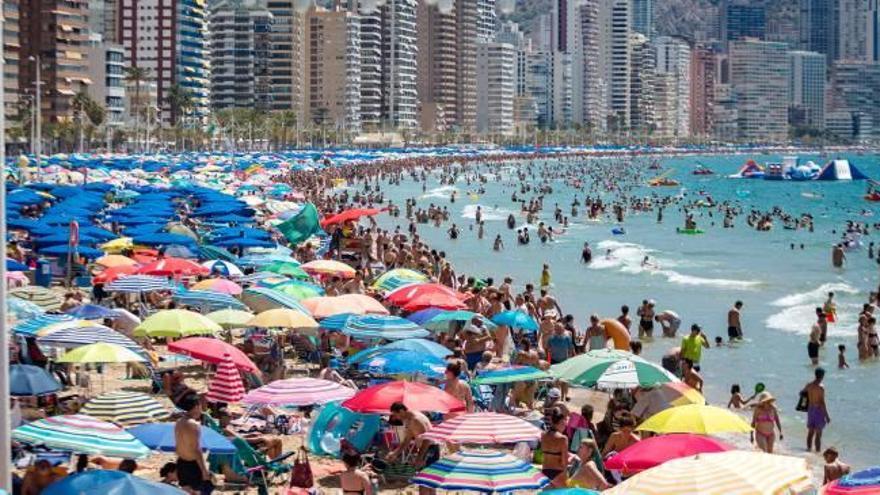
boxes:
[765,302,860,337]
[770,282,859,307]
[421,185,457,199]
[461,204,517,222]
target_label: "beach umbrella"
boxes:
[421,412,542,444]
[637,404,753,435]
[349,338,452,364]
[132,233,197,247]
[405,308,446,325]
[12,314,75,336]
[264,260,310,279]
[133,309,222,338]
[490,310,539,331]
[171,289,248,311]
[137,257,208,276]
[10,364,62,396]
[7,298,45,320]
[92,265,139,284]
[412,449,550,494]
[342,314,429,341]
[256,279,324,300]
[540,490,600,495]
[213,237,275,249]
[300,259,357,278]
[602,451,812,495]
[241,287,312,314]
[94,254,138,268]
[39,244,104,258]
[9,286,62,311]
[242,377,355,407]
[56,342,147,364]
[403,292,468,312]
[473,365,552,385]
[191,278,243,295]
[385,283,464,306]
[550,349,677,389]
[100,237,134,253]
[823,467,880,494]
[64,303,118,320]
[168,337,258,372]
[632,382,706,419]
[318,313,355,331]
[201,259,243,277]
[302,295,389,319]
[162,245,197,259]
[13,414,151,458]
[81,391,171,426]
[342,381,465,414]
[371,268,428,292]
[359,350,446,378]
[36,322,140,351]
[205,353,246,404]
[128,422,236,455]
[43,470,185,495]
[6,259,29,271]
[320,207,383,228]
[205,309,255,329]
[105,275,173,293]
[424,310,496,332]
[604,434,732,475]
[247,308,319,331]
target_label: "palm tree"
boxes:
[72,90,105,152]
[124,67,152,151]
[166,84,193,150]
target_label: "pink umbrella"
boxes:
[205,354,245,404]
[168,337,258,372]
[604,433,732,475]
[190,278,243,295]
[420,412,542,444]
[242,377,355,407]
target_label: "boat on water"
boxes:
[692,164,714,175]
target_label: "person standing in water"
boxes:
[803,367,831,453]
[832,244,846,268]
[540,264,552,290]
[727,301,744,341]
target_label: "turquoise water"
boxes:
[375,151,880,467]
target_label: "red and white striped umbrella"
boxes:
[420,412,543,444]
[242,377,355,407]
[205,353,245,404]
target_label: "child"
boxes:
[727,384,749,409]
[823,447,851,484]
[714,336,724,347]
[824,292,837,323]
[838,344,849,369]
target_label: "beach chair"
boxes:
[233,436,295,495]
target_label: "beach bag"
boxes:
[289,448,314,488]
[795,390,808,412]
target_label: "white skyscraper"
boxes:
[606,0,632,132]
[654,36,691,139]
[788,50,826,129]
[730,40,791,141]
[838,0,867,61]
[209,5,274,111]
[579,0,605,131]
[476,42,516,134]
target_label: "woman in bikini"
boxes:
[541,409,570,488]
[751,392,783,453]
[340,452,374,495]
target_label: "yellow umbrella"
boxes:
[100,237,134,253]
[167,223,199,240]
[95,254,138,268]
[300,259,357,279]
[57,342,146,364]
[206,309,255,329]
[637,404,752,435]
[247,308,319,331]
[133,309,222,338]
[602,451,813,495]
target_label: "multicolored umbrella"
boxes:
[10,364,62,396]
[191,278,243,295]
[371,268,428,292]
[133,309,222,338]
[412,449,550,493]
[550,349,677,389]
[264,260,310,280]
[64,304,119,320]
[56,342,147,364]
[632,382,706,418]
[604,434,732,475]
[420,413,542,444]
[473,365,552,385]
[12,314,75,336]
[201,259,243,277]
[172,289,248,311]
[300,259,357,278]
[348,338,452,363]
[247,308,319,330]
[342,315,429,341]
[7,297,45,320]
[168,337,258,372]
[13,414,151,458]
[302,294,389,319]
[241,286,312,314]
[36,323,141,351]
[490,310,539,331]
[43,470,185,495]
[205,354,245,404]
[424,310,496,332]
[256,279,324,300]
[823,466,880,494]
[81,391,171,426]
[637,404,753,435]
[242,377,356,407]
[106,275,173,293]
[9,286,62,311]
[342,381,465,414]
[137,257,208,276]
[602,451,812,495]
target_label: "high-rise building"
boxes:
[629,33,654,134]
[578,0,604,131]
[209,3,273,111]
[527,50,552,128]
[266,0,304,115]
[800,0,837,63]
[455,0,478,133]
[476,0,495,42]
[607,0,631,132]
[827,61,880,140]
[712,83,739,141]
[654,36,691,139]
[476,42,516,134]
[631,0,653,38]
[20,0,91,123]
[838,0,867,61]
[118,0,211,123]
[788,50,825,129]
[721,0,766,45]
[304,6,361,134]
[766,0,799,46]
[869,0,880,62]
[85,33,127,129]
[729,39,790,141]
[88,0,119,41]
[3,0,20,133]
[497,21,537,132]
[689,43,718,137]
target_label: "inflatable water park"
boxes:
[729,157,869,181]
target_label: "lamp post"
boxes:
[28,55,41,168]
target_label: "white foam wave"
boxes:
[766,302,860,337]
[421,185,457,199]
[461,204,517,222]
[770,282,859,307]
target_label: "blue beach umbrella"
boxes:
[490,310,539,332]
[128,422,236,454]
[7,298,44,320]
[406,307,446,325]
[473,365,552,385]
[349,338,452,364]
[105,275,174,293]
[6,259,28,271]
[213,237,276,249]
[133,233,197,247]
[359,350,446,378]
[10,364,62,396]
[43,470,185,495]
[39,244,104,259]
[13,314,76,336]
[342,314,429,341]
[172,289,248,311]
[64,304,118,320]
[319,313,355,331]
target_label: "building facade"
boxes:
[729,40,790,142]
[85,34,127,128]
[476,41,515,134]
[788,50,825,129]
[721,0,766,45]
[689,43,717,137]
[607,0,631,132]
[654,36,690,139]
[4,0,20,134]
[266,0,304,115]
[867,0,879,62]
[799,0,837,63]
[827,62,880,140]
[209,4,273,111]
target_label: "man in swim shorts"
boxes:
[803,368,831,452]
[636,300,655,339]
[727,301,743,341]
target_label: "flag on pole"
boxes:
[69,220,80,248]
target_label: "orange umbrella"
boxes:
[301,295,389,319]
[138,258,208,277]
[95,255,138,268]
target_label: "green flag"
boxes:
[277,203,321,245]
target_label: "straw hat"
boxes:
[755,391,776,405]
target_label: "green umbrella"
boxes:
[550,349,676,389]
[264,260,311,280]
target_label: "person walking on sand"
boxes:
[175,394,213,495]
[727,301,744,341]
[803,367,831,453]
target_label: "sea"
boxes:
[373,151,880,468]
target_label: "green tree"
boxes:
[124,67,152,150]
